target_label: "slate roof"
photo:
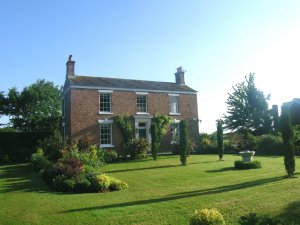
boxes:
[283,98,300,108]
[67,75,197,93]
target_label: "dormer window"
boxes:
[99,90,113,114]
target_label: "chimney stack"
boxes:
[175,67,185,85]
[66,54,75,77]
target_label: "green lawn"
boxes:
[1,155,300,225]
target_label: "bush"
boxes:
[129,138,150,160]
[104,149,119,163]
[190,208,225,225]
[109,177,128,191]
[234,160,262,170]
[30,149,52,171]
[53,157,83,178]
[247,133,283,155]
[52,175,65,191]
[62,178,76,192]
[74,175,92,193]
[91,174,110,192]
[239,213,282,225]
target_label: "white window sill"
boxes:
[99,112,114,115]
[169,112,181,116]
[136,112,149,115]
[100,144,114,148]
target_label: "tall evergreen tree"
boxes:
[179,120,188,166]
[217,120,224,160]
[280,106,295,178]
[223,73,272,136]
[150,123,158,160]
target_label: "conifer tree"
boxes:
[179,120,188,166]
[150,123,158,160]
[280,106,295,178]
[217,120,224,160]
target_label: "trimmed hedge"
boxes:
[0,132,52,162]
[234,160,262,170]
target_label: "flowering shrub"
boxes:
[91,174,110,192]
[190,208,225,225]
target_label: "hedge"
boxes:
[0,132,52,162]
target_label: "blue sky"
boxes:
[1,0,300,132]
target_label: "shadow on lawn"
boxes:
[60,175,285,213]
[205,167,235,173]
[0,163,51,193]
[104,161,204,173]
[276,200,300,224]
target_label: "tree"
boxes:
[6,79,62,132]
[150,123,158,160]
[223,73,272,136]
[217,120,224,160]
[280,106,295,178]
[179,120,188,166]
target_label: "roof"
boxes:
[67,75,197,94]
[283,98,300,108]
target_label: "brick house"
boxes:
[62,56,199,154]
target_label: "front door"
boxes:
[134,115,152,143]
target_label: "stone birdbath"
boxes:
[239,150,255,162]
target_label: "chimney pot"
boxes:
[66,55,75,77]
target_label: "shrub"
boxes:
[129,138,150,160]
[239,213,282,225]
[104,149,119,163]
[52,175,66,191]
[247,133,283,155]
[109,177,128,191]
[190,208,225,225]
[234,160,262,170]
[30,149,52,171]
[91,174,110,192]
[74,175,92,193]
[53,157,83,178]
[62,178,76,192]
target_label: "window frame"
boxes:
[136,92,148,114]
[98,119,114,147]
[170,119,180,144]
[99,90,113,114]
[168,94,180,115]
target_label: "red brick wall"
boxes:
[67,88,199,153]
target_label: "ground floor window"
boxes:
[98,120,113,147]
[170,120,180,144]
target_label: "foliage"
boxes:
[293,125,300,155]
[53,157,83,178]
[0,131,51,162]
[217,120,224,160]
[150,123,158,160]
[129,138,150,160]
[103,149,119,163]
[38,131,68,162]
[190,208,225,225]
[115,115,133,152]
[30,148,51,171]
[152,113,172,150]
[74,175,92,193]
[280,106,295,178]
[234,160,262,170]
[91,174,110,192]
[5,79,62,132]
[109,177,129,191]
[223,74,272,136]
[239,213,282,225]
[246,133,283,155]
[179,120,188,166]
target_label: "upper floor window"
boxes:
[99,90,113,114]
[169,94,179,115]
[136,92,148,113]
